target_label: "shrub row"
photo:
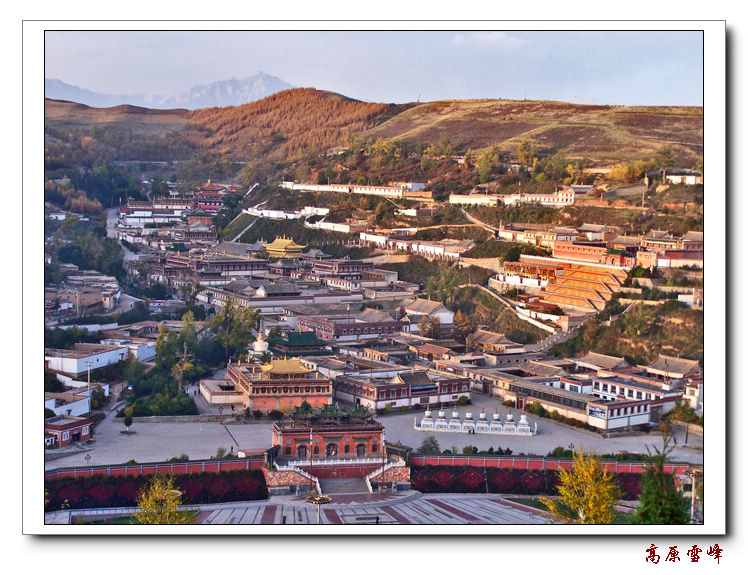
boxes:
[410,465,642,499]
[45,469,268,511]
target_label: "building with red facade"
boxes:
[272,418,384,460]
[334,370,471,412]
[226,358,333,412]
[44,415,93,447]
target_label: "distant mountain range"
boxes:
[44,72,294,110]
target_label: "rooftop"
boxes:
[259,358,313,375]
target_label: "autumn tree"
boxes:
[171,342,194,393]
[516,140,535,166]
[134,474,195,525]
[463,149,479,169]
[633,430,691,525]
[418,315,442,339]
[452,310,474,342]
[540,447,620,524]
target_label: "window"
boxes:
[82,426,89,434]
[372,444,378,453]
[313,446,319,455]
[344,445,350,454]
[62,431,69,441]
[284,447,291,456]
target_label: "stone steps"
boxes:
[319,478,370,494]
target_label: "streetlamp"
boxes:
[306,493,331,524]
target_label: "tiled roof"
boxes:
[575,351,629,370]
[646,354,701,376]
[399,298,445,315]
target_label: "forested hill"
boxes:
[188,88,405,161]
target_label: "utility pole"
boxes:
[85,361,93,414]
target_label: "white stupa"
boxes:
[250,325,269,357]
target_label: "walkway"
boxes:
[458,206,499,234]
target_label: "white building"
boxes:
[45,344,128,376]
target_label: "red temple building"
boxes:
[226,358,333,412]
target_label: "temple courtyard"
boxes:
[44,392,702,470]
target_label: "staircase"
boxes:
[318,478,371,494]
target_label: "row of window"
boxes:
[283,443,378,458]
[340,326,398,335]
[249,386,328,395]
[608,404,648,417]
[594,381,655,400]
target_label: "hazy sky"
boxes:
[44,30,703,106]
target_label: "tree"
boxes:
[155,324,178,370]
[171,342,194,393]
[418,435,441,455]
[134,474,194,525]
[516,140,535,166]
[418,315,442,338]
[209,298,260,360]
[539,447,620,524]
[452,310,474,342]
[123,407,133,432]
[655,145,676,170]
[633,430,691,524]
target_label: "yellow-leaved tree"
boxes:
[134,474,195,525]
[540,448,620,524]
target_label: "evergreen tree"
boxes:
[418,435,441,455]
[633,430,691,524]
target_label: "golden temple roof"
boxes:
[260,358,313,374]
[263,236,307,251]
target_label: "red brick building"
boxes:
[226,358,333,412]
[272,418,384,460]
[44,415,93,447]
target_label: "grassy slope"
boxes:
[365,99,702,163]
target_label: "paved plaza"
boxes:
[45,391,702,470]
[193,493,551,525]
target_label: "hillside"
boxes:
[44,88,703,177]
[44,99,190,136]
[364,99,703,164]
[187,88,401,161]
[550,300,703,366]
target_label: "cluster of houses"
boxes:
[44,265,122,325]
[196,313,702,434]
[114,180,237,252]
[496,222,703,270]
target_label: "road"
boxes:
[106,207,140,262]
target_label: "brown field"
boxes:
[44,99,190,136]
